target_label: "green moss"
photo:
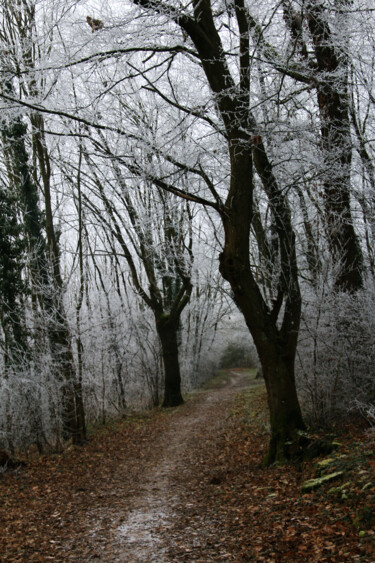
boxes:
[302,471,344,493]
[317,457,336,469]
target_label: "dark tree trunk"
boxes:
[156,317,184,408]
[133,0,307,463]
[53,318,82,444]
[32,113,87,445]
[261,346,306,463]
[219,245,306,464]
[306,1,363,292]
[219,252,306,463]
[279,0,363,292]
[317,85,363,292]
[219,137,306,464]
[74,380,87,445]
[182,0,306,462]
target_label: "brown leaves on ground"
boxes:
[0,413,171,561]
[0,372,374,562]
[164,386,375,562]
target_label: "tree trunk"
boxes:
[306,1,363,291]
[133,0,307,463]
[32,114,87,444]
[261,347,306,464]
[156,317,184,408]
[2,115,84,445]
[220,251,306,464]
[219,137,306,465]
[281,0,363,292]
[74,381,87,445]
[317,86,363,292]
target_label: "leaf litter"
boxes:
[0,368,374,562]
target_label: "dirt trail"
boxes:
[99,369,251,562]
[2,369,372,562]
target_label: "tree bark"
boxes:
[156,316,184,408]
[131,0,307,462]
[307,0,363,291]
[261,344,306,463]
[219,253,306,463]
[219,136,306,464]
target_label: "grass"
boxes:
[202,367,259,390]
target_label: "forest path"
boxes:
[99,368,252,562]
[0,367,257,563]
[1,369,373,561]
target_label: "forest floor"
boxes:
[0,368,374,562]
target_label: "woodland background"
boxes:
[0,0,374,458]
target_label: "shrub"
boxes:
[296,285,375,427]
[219,342,257,369]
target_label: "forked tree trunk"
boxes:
[133,0,307,463]
[220,250,307,464]
[219,136,306,464]
[156,317,184,408]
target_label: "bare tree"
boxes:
[68,122,194,407]
[106,0,306,463]
[0,0,86,445]
[249,0,363,290]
